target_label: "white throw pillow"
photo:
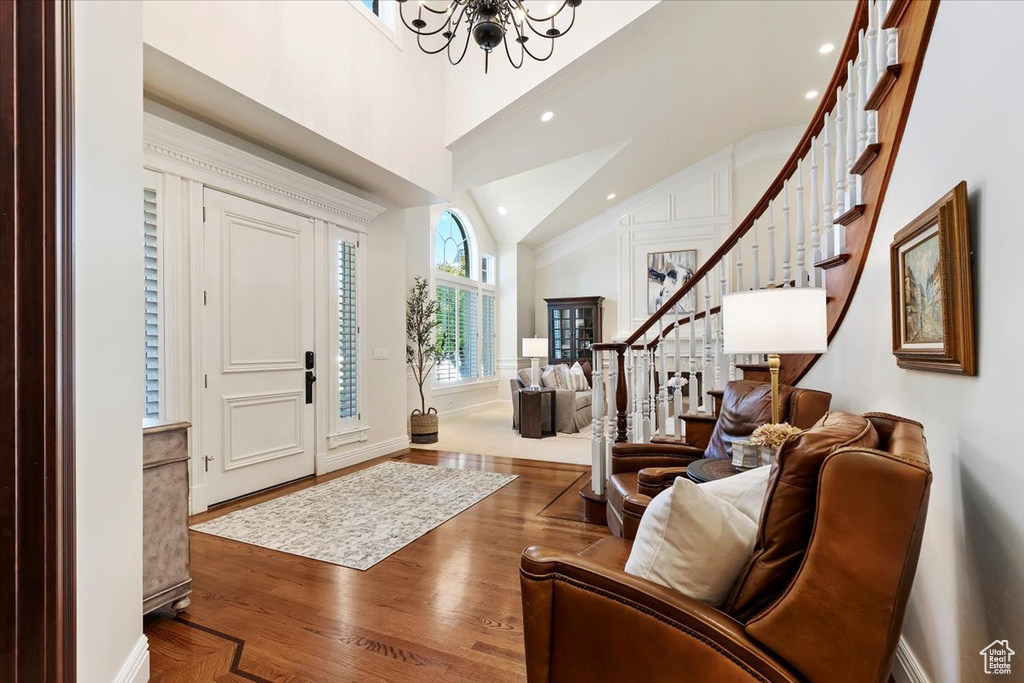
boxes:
[569,362,589,391]
[624,477,759,606]
[702,465,772,523]
[540,366,559,389]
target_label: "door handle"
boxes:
[305,370,316,404]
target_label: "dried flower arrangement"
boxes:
[749,422,802,450]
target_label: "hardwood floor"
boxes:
[146,449,609,682]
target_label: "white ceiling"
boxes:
[451,0,855,247]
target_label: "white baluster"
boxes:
[846,60,859,208]
[766,202,776,286]
[702,274,712,413]
[886,25,898,67]
[751,217,760,289]
[867,1,879,95]
[736,235,744,292]
[796,160,807,287]
[822,111,834,260]
[624,347,634,443]
[809,136,821,286]
[642,347,652,443]
[720,258,732,382]
[688,304,697,416]
[673,312,682,434]
[606,349,617,450]
[781,181,791,286]
[877,2,889,84]
[590,349,605,495]
[657,321,668,440]
[834,87,848,256]
[857,30,868,159]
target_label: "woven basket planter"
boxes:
[410,407,438,444]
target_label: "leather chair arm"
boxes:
[620,492,652,540]
[520,546,801,683]
[637,466,690,497]
[610,442,703,475]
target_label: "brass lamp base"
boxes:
[768,353,781,424]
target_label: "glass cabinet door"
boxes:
[574,307,594,360]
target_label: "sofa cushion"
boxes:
[723,411,880,622]
[517,368,533,386]
[580,359,593,388]
[625,477,758,606]
[573,391,592,411]
[570,362,589,391]
[706,381,795,460]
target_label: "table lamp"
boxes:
[722,288,828,423]
[522,337,549,390]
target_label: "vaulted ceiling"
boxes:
[453,0,854,247]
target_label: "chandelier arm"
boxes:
[398,1,466,37]
[503,22,526,69]
[420,0,460,15]
[447,23,473,66]
[414,4,468,55]
[523,0,568,23]
[519,34,556,62]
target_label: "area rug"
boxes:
[190,461,517,570]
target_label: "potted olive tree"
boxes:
[406,276,444,444]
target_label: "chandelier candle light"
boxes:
[398,0,582,73]
[722,288,828,424]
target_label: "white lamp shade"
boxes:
[522,337,549,358]
[722,288,828,355]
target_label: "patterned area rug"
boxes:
[191,461,517,570]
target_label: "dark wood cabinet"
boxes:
[545,296,604,366]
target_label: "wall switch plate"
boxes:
[372,348,389,360]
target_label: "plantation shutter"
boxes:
[482,293,495,377]
[435,284,458,383]
[459,289,479,380]
[338,239,358,420]
[144,184,160,417]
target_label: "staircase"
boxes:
[587,0,939,496]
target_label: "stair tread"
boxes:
[866,63,902,110]
[815,253,851,270]
[851,143,882,175]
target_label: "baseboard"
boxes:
[891,637,929,683]
[114,634,150,683]
[437,399,503,420]
[318,435,410,475]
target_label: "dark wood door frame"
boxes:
[0,1,76,680]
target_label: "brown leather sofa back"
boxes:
[743,413,930,683]
[705,381,832,461]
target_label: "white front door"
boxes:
[202,189,316,505]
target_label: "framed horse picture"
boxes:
[648,249,697,314]
[889,181,976,375]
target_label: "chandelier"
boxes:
[397,0,582,73]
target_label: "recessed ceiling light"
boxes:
[540,111,554,123]
[606,193,616,201]
[818,42,835,55]
[805,90,819,100]
[497,206,508,216]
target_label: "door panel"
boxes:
[203,189,315,505]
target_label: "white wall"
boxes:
[74,1,148,681]
[803,3,1023,681]
[143,0,450,200]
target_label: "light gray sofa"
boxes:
[510,369,593,434]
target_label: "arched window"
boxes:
[431,209,496,384]
[434,210,470,279]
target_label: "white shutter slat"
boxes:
[338,241,358,419]
[144,186,160,417]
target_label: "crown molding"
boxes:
[143,113,386,229]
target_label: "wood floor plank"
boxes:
[147,449,608,682]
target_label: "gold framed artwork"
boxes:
[889,181,976,375]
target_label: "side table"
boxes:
[519,387,555,439]
[685,457,744,484]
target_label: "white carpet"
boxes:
[417,402,593,465]
[191,461,517,570]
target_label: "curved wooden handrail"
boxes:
[625,0,870,347]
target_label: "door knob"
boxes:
[305,370,316,404]
[203,455,214,472]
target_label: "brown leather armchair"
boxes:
[521,413,931,683]
[607,380,831,538]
